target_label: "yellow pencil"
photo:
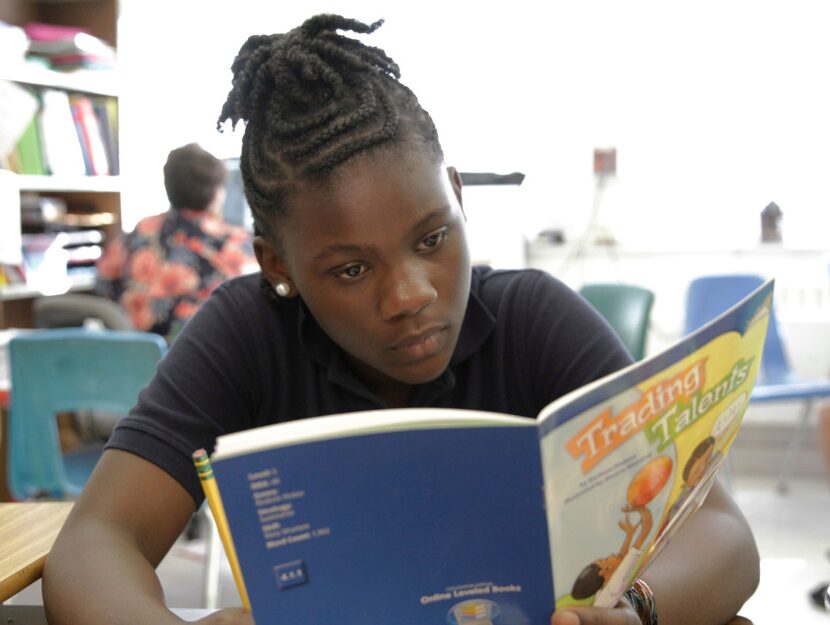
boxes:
[192,448,251,611]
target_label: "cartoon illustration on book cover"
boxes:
[570,456,672,606]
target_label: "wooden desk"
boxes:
[0,502,73,601]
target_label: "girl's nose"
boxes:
[378,263,437,320]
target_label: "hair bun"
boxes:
[218,14,399,135]
[299,14,385,39]
[216,13,443,240]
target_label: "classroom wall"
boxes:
[117,0,830,253]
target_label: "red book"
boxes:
[23,22,86,42]
[68,94,110,175]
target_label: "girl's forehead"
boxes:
[273,153,458,260]
[288,150,449,220]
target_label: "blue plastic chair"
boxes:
[7,327,167,500]
[683,274,830,493]
[579,283,655,361]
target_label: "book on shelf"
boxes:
[13,114,46,175]
[69,98,92,174]
[0,79,39,159]
[20,193,67,229]
[91,96,119,175]
[38,88,87,176]
[23,22,116,71]
[18,229,101,291]
[0,263,26,286]
[23,22,87,45]
[63,228,103,277]
[203,279,774,625]
[5,84,119,178]
[68,94,110,176]
[49,53,115,71]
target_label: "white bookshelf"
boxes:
[0,64,118,97]
[16,174,120,193]
[0,275,96,302]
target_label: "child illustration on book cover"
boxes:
[655,436,718,539]
[652,389,744,545]
[569,455,672,605]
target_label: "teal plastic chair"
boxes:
[684,273,830,492]
[579,283,655,361]
[7,327,167,500]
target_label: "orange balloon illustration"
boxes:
[627,456,673,506]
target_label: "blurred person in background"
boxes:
[96,142,255,342]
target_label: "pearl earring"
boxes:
[275,282,291,297]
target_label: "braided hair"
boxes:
[217,14,444,245]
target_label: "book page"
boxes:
[213,407,531,459]
[537,280,773,609]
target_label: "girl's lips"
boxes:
[389,328,446,361]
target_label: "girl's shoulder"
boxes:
[472,265,577,312]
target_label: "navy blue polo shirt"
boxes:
[107,266,631,504]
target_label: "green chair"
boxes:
[7,327,166,500]
[578,283,655,361]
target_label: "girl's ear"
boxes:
[254,235,296,295]
[446,166,466,220]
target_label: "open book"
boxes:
[207,279,773,625]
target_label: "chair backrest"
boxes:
[578,283,655,361]
[8,327,166,499]
[33,293,134,330]
[683,274,790,384]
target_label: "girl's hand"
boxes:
[551,601,641,625]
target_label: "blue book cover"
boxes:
[210,279,774,624]
[213,418,554,625]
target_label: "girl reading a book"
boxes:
[43,14,759,625]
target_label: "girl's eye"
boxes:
[335,263,369,280]
[418,228,448,251]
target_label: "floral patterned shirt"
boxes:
[95,209,256,343]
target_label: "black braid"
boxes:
[217,14,443,245]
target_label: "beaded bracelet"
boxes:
[624,578,659,625]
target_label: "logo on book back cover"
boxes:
[447,599,500,625]
[275,560,307,589]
